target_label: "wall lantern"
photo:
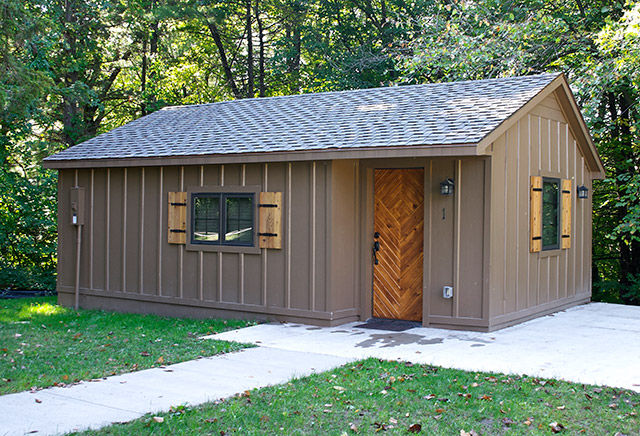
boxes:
[577,185,589,199]
[440,178,455,195]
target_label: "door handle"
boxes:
[372,240,380,265]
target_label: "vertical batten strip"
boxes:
[557,121,561,173]
[157,167,163,296]
[548,119,552,172]
[353,161,360,311]
[262,163,268,306]
[453,160,462,318]
[286,163,292,309]
[179,166,184,299]
[515,121,520,310]
[427,161,433,322]
[139,168,145,294]
[122,168,127,293]
[240,164,246,304]
[572,140,577,292]
[198,166,204,301]
[526,116,531,307]
[580,157,585,292]
[311,162,317,312]
[218,165,224,302]
[106,169,110,292]
[90,169,94,291]
[503,131,508,314]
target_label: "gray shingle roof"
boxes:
[45,74,559,162]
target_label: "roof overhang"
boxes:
[476,74,605,179]
[42,143,480,170]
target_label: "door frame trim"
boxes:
[359,158,430,326]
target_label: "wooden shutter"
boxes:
[168,192,187,244]
[258,192,282,249]
[561,179,572,249]
[530,176,542,253]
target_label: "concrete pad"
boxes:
[0,348,350,436]
[3,302,637,436]
[213,303,640,392]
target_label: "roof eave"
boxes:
[42,143,480,170]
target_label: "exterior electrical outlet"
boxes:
[443,286,453,299]
[69,187,85,226]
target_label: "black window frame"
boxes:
[541,177,560,251]
[191,192,255,247]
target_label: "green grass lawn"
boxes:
[71,358,639,436]
[0,297,253,395]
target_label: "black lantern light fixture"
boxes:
[440,178,455,195]
[577,185,588,199]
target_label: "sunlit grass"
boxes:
[0,297,254,395]
[19,301,67,317]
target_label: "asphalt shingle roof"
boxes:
[45,74,559,163]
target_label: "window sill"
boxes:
[539,248,563,258]
[185,242,261,254]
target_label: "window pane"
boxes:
[193,196,220,242]
[542,180,559,248]
[225,196,253,244]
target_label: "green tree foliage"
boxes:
[2,0,639,303]
[0,0,57,289]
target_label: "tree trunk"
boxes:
[246,0,254,98]
[141,37,148,116]
[61,0,81,147]
[205,18,242,99]
[255,0,265,97]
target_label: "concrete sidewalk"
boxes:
[214,302,640,392]
[1,348,350,436]
[2,302,639,436]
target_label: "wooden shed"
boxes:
[44,73,605,331]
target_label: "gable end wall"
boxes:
[487,95,593,329]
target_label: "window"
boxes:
[530,176,572,253]
[192,193,254,246]
[541,178,560,250]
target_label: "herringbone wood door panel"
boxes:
[373,169,424,321]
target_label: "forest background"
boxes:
[1,0,639,304]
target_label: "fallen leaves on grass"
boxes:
[549,421,565,433]
[408,423,421,433]
[152,416,164,423]
[502,417,514,426]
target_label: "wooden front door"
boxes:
[373,168,424,322]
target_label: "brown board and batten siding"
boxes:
[487,94,592,330]
[48,74,605,332]
[56,161,359,325]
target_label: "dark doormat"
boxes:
[354,319,421,332]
